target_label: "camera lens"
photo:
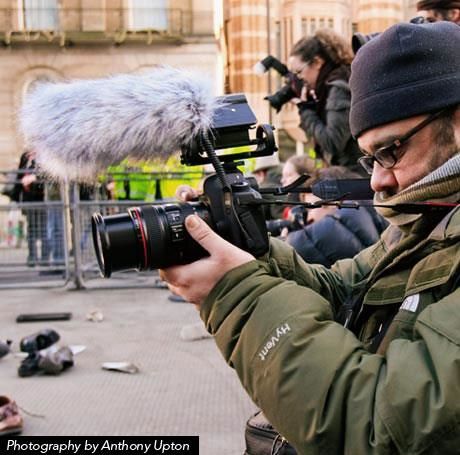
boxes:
[92,202,211,277]
[265,84,297,112]
[92,211,143,277]
[265,218,292,237]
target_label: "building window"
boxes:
[310,18,316,34]
[328,18,334,29]
[301,17,308,37]
[319,17,325,29]
[129,0,168,31]
[21,0,58,30]
[352,22,358,34]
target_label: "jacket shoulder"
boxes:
[325,81,351,111]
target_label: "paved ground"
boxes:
[0,279,256,454]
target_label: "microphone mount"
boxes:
[181,94,277,166]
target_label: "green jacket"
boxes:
[201,207,460,454]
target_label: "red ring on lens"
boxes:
[131,208,148,270]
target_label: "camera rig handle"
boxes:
[258,174,310,196]
[259,175,375,200]
[248,173,460,215]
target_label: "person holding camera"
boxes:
[252,154,285,220]
[416,0,460,24]
[161,21,460,453]
[285,166,387,267]
[289,29,363,174]
[11,149,50,267]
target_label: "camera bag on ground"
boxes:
[244,410,297,455]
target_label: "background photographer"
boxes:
[278,154,317,221]
[11,149,50,267]
[161,21,460,453]
[416,0,460,23]
[251,154,285,220]
[289,30,363,174]
[284,166,387,267]
[280,154,316,188]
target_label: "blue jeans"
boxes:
[47,207,65,263]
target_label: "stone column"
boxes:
[224,0,273,122]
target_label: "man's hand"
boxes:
[289,97,302,105]
[21,174,37,190]
[159,215,255,306]
[175,184,200,201]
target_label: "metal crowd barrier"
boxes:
[0,169,205,289]
[0,200,70,288]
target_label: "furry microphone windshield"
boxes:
[19,67,217,181]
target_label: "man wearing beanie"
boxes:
[161,22,460,453]
[416,0,460,24]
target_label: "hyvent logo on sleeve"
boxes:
[258,323,291,361]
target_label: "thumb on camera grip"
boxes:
[185,215,228,254]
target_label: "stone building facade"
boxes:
[0,0,218,169]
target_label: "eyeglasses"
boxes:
[358,109,447,175]
[293,63,308,76]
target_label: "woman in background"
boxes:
[290,30,364,174]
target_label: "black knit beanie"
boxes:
[349,21,460,137]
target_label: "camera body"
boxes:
[254,55,304,112]
[92,95,274,277]
[92,166,269,277]
[201,168,269,257]
[265,74,304,113]
[352,16,427,54]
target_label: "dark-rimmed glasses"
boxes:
[358,109,448,175]
[293,62,308,76]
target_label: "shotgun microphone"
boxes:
[19,67,218,181]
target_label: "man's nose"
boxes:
[370,162,398,194]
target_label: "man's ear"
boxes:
[452,106,460,150]
[453,107,460,147]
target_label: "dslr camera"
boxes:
[352,16,428,54]
[92,94,276,277]
[254,55,304,112]
[91,94,374,277]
